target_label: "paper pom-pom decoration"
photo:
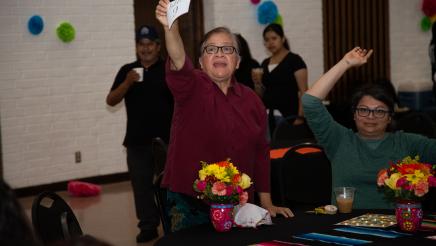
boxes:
[422,16,432,31]
[251,0,261,4]
[56,22,75,43]
[422,0,436,17]
[257,1,279,25]
[273,14,283,26]
[28,15,44,35]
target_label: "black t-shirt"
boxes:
[110,59,173,146]
[261,52,306,117]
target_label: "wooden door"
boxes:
[134,0,204,67]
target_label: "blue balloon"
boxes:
[28,15,44,35]
[257,1,279,25]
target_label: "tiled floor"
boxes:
[19,181,163,246]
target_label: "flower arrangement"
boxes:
[377,156,436,201]
[193,159,252,204]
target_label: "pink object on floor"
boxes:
[68,181,101,197]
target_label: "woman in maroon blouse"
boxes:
[156,0,293,232]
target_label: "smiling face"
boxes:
[199,32,240,84]
[263,30,286,55]
[136,38,160,66]
[354,95,392,139]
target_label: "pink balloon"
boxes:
[251,0,261,5]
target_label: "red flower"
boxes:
[217,160,230,167]
[396,163,422,175]
[232,173,241,184]
[196,180,207,192]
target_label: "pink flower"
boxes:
[414,181,429,197]
[226,185,235,196]
[196,180,207,192]
[236,186,243,194]
[212,182,227,196]
[396,177,408,188]
[239,191,248,205]
[428,176,436,187]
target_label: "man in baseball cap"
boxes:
[136,25,160,43]
[106,23,173,243]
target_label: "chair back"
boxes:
[393,111,436,138]
[279,143,332,208]
[271,116,315,148]
[154,172,171,235]
[152,137,168,182]
[31,191,83,244]
[151,137,172,235]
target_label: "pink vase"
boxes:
[210,203,234,232]
[395,200,423,232]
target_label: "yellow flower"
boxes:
[384,172,401,190]
[405,170,428,185]
[239,173,252,189]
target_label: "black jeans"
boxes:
[127,145,159,231]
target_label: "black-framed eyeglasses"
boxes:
[354,106,391,118]
[203,45,237,54]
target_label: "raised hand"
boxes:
[343,47,373,67]
[155,0,170,27]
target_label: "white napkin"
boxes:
[233,203,273,228]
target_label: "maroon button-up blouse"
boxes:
[162,56,271,201]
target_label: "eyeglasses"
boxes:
[354,106,391,118]
[203,45,237,54]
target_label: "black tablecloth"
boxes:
[154,209,435,246]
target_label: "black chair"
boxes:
[271,116,315,148]
[151,137,171,235]
[152,137,168,182]
[31,191,83,245]
[277,143,332,208]
[393,111,436,138]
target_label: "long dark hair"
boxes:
[0,179,39,246]
[235,33,253,62]
[262,23,290,50]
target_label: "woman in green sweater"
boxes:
[302,47,436,209]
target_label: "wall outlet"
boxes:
[75,151,81,163]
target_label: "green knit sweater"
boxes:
[302,93,436,209]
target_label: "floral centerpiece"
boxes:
[377,156,436,200]
[193,159,252,232]
[377,155,436,232]
[193,159,252,205]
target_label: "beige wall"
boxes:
[0,0,431,188]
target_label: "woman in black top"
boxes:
[253,24,308,126]
[234,33,260,91]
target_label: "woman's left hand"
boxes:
[265,205,294,218]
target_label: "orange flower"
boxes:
[217,161,230,167]
[396,163,423,175]
[377,169,388,186]
[232,173,241,184]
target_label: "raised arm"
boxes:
[155,0,185,70]
[307,47,373,100]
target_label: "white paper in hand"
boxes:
[167,0,191,29]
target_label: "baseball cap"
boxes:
[136,25,160,43]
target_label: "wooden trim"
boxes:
[323,0,390,105]
[14,172,130,198]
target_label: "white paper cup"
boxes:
[133,67,144,82]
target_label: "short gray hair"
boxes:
[200,27,240,56]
